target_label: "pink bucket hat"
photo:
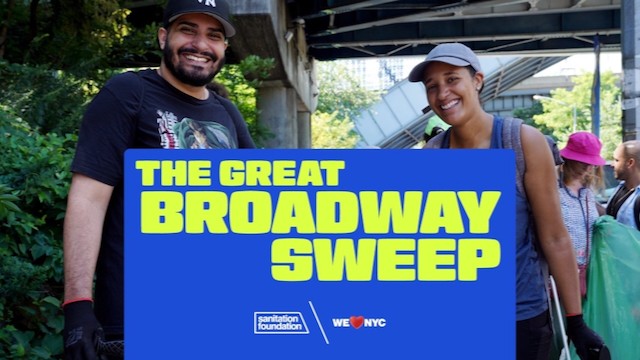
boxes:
[559,131,606,165]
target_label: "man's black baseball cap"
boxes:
[163,0,236,37]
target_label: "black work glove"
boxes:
[63,300,104,360]
[566,314,607,360]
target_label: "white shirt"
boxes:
[609,182,640,229]
[558,186,599,265]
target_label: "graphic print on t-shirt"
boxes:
[174,118,235,149]
[157,110,179,149]
[156,110,236,149]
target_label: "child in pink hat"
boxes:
[549,131,609,358]
[558,131,606,297]
[559,131,607,166]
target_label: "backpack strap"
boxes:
[501,117,526,197]
[634,194,640,230]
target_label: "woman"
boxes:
[558,132,606,298]
[408,43,606,360]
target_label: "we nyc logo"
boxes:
[332,316,387,329]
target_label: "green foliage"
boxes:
[532,71,622,159]
[0,256,64,359]
[313,61,381,148]
[109,20,163,68]
[0,61,96,135]
[0,183,21,219]
[0,109,73,359]
[215,55,276,147]
[315,61,382,120]
[6,0,106,72]
[512,102,556,138]
[3,0,158,79]
[312,112,360,149]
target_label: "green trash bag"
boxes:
[570,215,640,360]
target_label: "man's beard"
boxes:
[163,42,225,87]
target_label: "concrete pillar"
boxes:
[622,0,640,141]
[258,86,298,148]
[297,111,312,148]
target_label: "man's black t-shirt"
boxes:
[71,69,255,336]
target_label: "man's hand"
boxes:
[566,314,608,360]
[63,300,103,360]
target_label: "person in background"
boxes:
[557,132,606,297]
[62,0,255,359]
[423,114,450,143]
[206,80,230,99]
[606,140,640,230]
[550,131,606,360]
[545,135,564,168]
[409,42,607,360]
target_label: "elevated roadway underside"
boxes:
[285,0,621,59]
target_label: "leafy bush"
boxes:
[311,111,360,149]
[0,108,74,359]
[0,61,96,136]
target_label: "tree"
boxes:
[512,102,556,139]
[215,55,276,147]
[532,71,622,159]
[2,0,147,77]
[315,61,381,120]
[312,111,360,148]
[312,61,382,148]
[0,61,95,135]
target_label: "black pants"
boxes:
[516,310,553,360]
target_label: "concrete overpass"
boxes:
[127,0,640,146]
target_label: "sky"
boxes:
[533,52,622,77]
[398,51,622,79]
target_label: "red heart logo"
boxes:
[350,315,364,329]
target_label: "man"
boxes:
[606,140,640,229]
[62,0,255,358]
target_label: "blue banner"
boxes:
[124,149,515,359]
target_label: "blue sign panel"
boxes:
[124,149,515,359]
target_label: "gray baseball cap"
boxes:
[408,43,482,82]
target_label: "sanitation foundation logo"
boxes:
[254,312,310,334]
